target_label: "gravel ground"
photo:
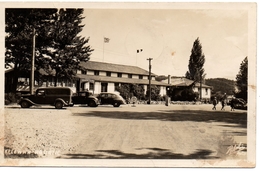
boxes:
[3,104,247,162]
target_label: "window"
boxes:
[94,70,99,76]
[117,73,122,78]
[128,74,132,78]
[89,83,94,90]
[37,90,45,96]
[205,88,208,95]
[115,83,119,87]
[139,75,143,79]
[106,72,111,77]
[81,70,87,75]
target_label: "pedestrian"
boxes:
[221,93,227,110]
[230,97,236,111]
[212,97,217,110]
[221,99,226,110]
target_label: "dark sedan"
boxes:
[96,92,126,107]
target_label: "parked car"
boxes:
[227,98,247,110]
[72,91,99,107]
[233,98,247,110]
[96,92,126,107]
[18,87,73,109]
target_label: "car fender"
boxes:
[19,98,36,106]
[54,98,68,106]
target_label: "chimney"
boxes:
[168,75,171,84]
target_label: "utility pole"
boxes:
[200,73,202,101]
[147,58,153,104]
[30,28,36,95]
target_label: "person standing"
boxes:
[221,93,227,110]
[221,99,226,110]
[212,97,217,110]
[230,97,236,111]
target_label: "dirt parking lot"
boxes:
[4,104,247,161]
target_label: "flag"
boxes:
[137,49,143,53]
[104,37,110,43]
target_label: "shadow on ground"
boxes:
[57,148,219,159]
[74,110,247,128]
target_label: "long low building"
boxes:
[76,61,169,96]
[5,60,212,100]
[5,60,169,96]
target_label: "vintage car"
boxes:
[72,91,99,107]
[18,87,74,109]
[227,98,247,110]
[96,92,126,107]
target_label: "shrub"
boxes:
[5,92,20,105]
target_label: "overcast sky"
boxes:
[81,7,248,80]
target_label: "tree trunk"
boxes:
[11,65,19,93]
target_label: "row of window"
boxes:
[81,70,145,79]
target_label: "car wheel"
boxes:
[55,101,63,109]
[113,102,120,107]
[88,101,96,107]
[21,101,30,108]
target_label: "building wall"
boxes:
[111,72,117,77]
[133,75,139,79]
[94,82,101,94]
[107,83,114,92]
[100,71,106,76]
[193,87,211,99]
[122,73,128,78]
[143,85,147,94]
[160,86,167,96]
[88,70,94,75]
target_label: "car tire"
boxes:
[113,102,120,107]
[55,101,63,109]
[88,101,97,107]
[21,101,30,108]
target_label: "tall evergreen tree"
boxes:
[235,57,248,101]
[186,37,206,82]
[44,9,93,86]
[5,8,93,91]
[5,8,57,92]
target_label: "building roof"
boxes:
[170,77,212,88]
[80,61,155,76]
[76,74,169,86]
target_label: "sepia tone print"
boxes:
[0,2,257,167]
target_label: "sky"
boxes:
[80,7,249,80]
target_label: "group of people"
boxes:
[212,93,236,111]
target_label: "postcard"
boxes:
[0,2,257,168]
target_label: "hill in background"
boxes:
[205,78,235,95]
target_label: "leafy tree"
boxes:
[235,57,248,101]
[168,86,198,101]
[146,85,161,101]
[155,75,168,81]
[115,84,130,100]
[115,83,145,101]
[5,8,57,92]
[5,8,93,91]
[43,9,93,86]
[186,37,206,82]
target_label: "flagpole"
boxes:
[103,37,104,62]
[136,51,137,66]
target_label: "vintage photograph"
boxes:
[0,2,257,167]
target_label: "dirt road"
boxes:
[4,104,247,161]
